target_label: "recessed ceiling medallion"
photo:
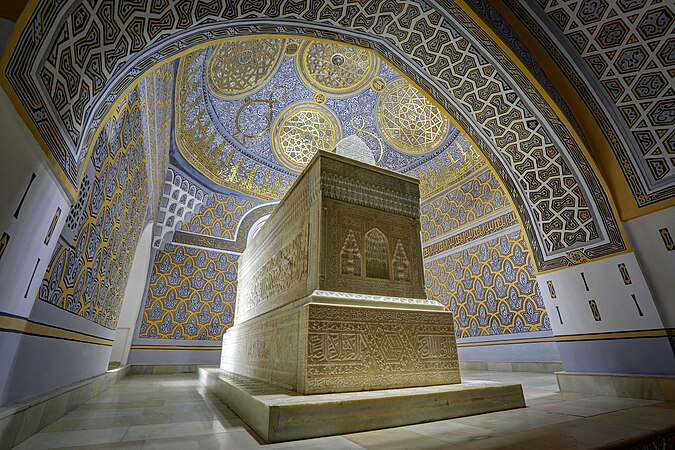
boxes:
[296,41,379,97]
[271,102,342,172]
[376,78,450,154]
[207,38,286,99]
[176,37,458,198]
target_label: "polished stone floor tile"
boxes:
[402,419,497,445]
[122,419,248,441]
[524,391,594,406]
[63,407,146,420]
[263,436,365,449]
[344,428,448,449]
[14,427,130,449]
[138,430,264,449]
[530,394,662,417]
[450,407,579,435]
[590,404,675,432]
[70,441,145,449]
[12,370,674,449]
[447,417,654,450]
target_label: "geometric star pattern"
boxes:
[528,0,675,205]
[425,229,550,338]
[1,0,627,271]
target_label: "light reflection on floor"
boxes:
[14,370,675,449]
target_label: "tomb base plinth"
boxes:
[221,295,461,395]
[199,367,525,443]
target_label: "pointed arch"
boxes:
[365,228,389,280]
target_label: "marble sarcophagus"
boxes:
[221,151,461,394]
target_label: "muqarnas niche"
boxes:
[221,151,460,394]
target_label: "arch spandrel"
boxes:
[0,0,627,271]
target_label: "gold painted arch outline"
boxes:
[0,1,629,272]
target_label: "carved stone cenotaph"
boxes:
[221,150,460,393]
[201,150,525,442]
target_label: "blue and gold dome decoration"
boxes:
[207,38,286,99]
[272,101,342,172]
[171,36,459,200]
[377,78,450,154]
[296,40,380,98]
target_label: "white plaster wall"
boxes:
[624,207,675,328]
[0,85,70,317]
[110,223,155,365]
[0,85,72,404]
[538,252,664,336]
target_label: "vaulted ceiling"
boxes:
[5,0,672,271]
[170,37,462,200]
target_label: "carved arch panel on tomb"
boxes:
[339,228,413,284]
[324,198,425,299]
[365,228,390,280]
[340,230,362,277]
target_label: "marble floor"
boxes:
[13,370,675,449]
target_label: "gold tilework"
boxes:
[420,168,510,242]
[296,40,379,97]
[271,102,341,172]
[174,49,288,200]
[180,194,257,239]
[425,230,549,338]
[145,64,174,210]
[530,0,675,206]
[207,38,286,99]
[421,165,548,338]
[138,244,237,340]
[376,78,450,154]
[38,88,151,328]
[415,138,485,200]
[1,1,628,271]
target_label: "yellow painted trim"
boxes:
[130,345,221,351]
[423,203,513,241]
[457,329,675,347]
[555,329,675,342]
[165,33,628,275]
[2,5,629,270]
[0,315,113,346]
[457,336,555,347]
[352,37,542,273]
[489,1,675,220]
[0,15,527,238]
[0,10,551,271]
[534,249,630,276]
[78,32,492,197]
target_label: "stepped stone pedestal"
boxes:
[202,151,524,442]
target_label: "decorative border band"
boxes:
[130,345,221,351]
[0,311,113,346]
[423,211,518,259]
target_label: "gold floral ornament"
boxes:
[297,41,379,97]
[207,38,285,99]
[272,102,341,172]
[376,78,450,154]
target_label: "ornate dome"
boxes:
[170,36,462,200]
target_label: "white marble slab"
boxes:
[199,367,525,443]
